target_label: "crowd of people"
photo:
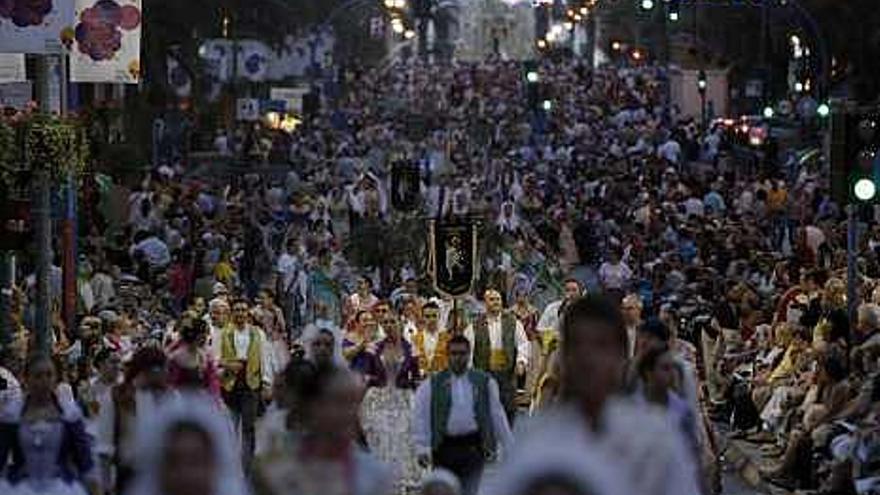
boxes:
[0,49,877,495]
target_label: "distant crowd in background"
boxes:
[1,54,878,495]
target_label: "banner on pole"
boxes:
[69,0,141,83]
[391,159,420,211]
[238,40,270,82]
[428,219,479,297]
[0,54,26,82]
[0,0,74,54]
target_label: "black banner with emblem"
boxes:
[429,219,478,297]
[391,159,420,211]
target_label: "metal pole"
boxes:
[59,55,77,341]
[700,93,706,129]
[33,167,52,357]
[61,171,77,339]
[586,11,596,69]
[33,55,58,357]
[847,204,858,329]
[0,252,12,350]
[452,297,460,335]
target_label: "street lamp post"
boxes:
[698,69,708,129]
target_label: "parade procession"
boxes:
[2,0,880,495]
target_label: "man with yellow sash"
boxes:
[221,298,273,468]
[464,289,529,423]
[412,300,452,377]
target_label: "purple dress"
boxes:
[360,338,419,389]
[0,395,95,495]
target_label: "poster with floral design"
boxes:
[69,0,140,83]
[0,0,74,54]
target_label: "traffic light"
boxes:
[697,70,707,94]
[831,106,880,205]
[639,0,655,11]
[524,61,541,112]
[667,0,680,21]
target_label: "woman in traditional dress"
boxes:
[359,314,423,494]
[126,393,248,495]
[167,318,221,398]
[510,274,540,402]
[254,366,392,495]
[302,320,346,369]
[343,310,383,372]
[0,355,100,495]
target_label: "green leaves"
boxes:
[0,114,91,183]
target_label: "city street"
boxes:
[1,1,879,495]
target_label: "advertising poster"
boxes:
[69,0,141,83]
[0,0,74,54]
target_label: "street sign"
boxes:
[260,99,287,113]
[744,79,763,98]
[236,98,260,121]
[0,54,26,83]
[269,87,309,113]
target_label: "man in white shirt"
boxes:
[219,298,274,467]
[657,136,682,165]
[537,278,583,336]
[89,263,116,310]
[413,335,513,495]
[465,290,530,422]
[683,196,706,218]
[621,294,644,359]
[598,251,633,301]
[130,231,171,268]
[205,298,230,361]
[534,279,583,400]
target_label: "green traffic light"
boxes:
[854,178,877,202]
[817,103,830,118]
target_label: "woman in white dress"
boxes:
[126,393,248,495]
[486,429,626,495]
[359,314,424,494]
[0,355,99,495]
